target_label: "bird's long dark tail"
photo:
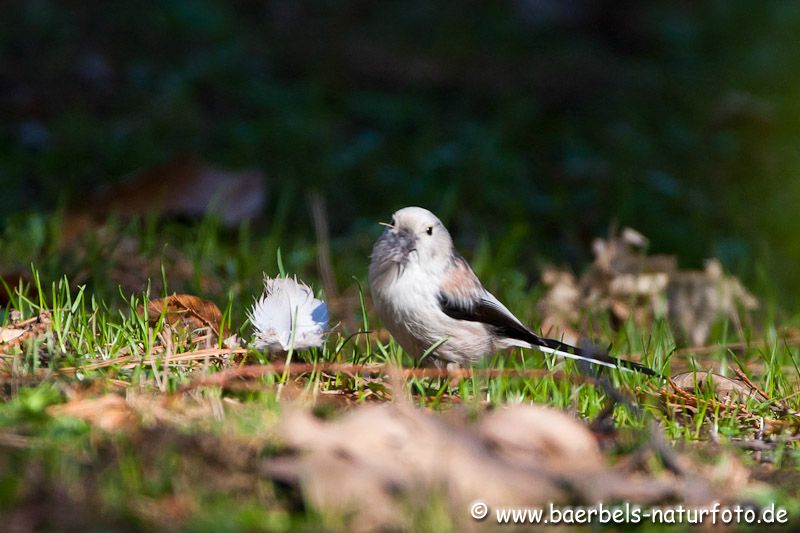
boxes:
[525,334,659,377]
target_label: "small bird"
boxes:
[368,206,656,374]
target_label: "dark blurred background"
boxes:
[2,1,800,307]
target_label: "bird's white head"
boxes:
[369,206,454,281]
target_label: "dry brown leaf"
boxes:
[0,311,52,349]
[62,155,266,244]
[478,404,602,471]
[536,268,583,345]
[0,328,25,344]
[667,260,758,346]
[269,404,572,531]
[538,228,758,347]
[48,395,136,432]
[263,403,743,531]
[143,294,223,337]
[670,371,767,403]
[107,155,266,226]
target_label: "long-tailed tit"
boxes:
[368,206,656,374]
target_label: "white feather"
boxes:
[249,276,329,353]
[501,338,633,372]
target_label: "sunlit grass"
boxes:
[2,219,800,529]
[3,262,798,427]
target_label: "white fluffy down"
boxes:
[249,276,329,353]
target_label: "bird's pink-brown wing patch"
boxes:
[440,256,485,304]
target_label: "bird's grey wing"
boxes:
[437,257,658,375]
[437,254,535,342]
[437,289,538,346]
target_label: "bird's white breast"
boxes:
[371,261,493,365]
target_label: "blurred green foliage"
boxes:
[3,1,800,305]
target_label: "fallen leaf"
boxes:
[670,371,768,403]
[262,403,743,531]
[0,328,25,344]
[62,155,267,244]
[0,311,52,349]
[143,295,223,337]
[667,259,758,347]
[48,395,136,432]
[538,228,758,347]
[268,404,569,530]
[478,404,602,471]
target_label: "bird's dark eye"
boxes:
[426,226,433,236]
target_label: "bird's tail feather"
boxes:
[526,335,659,376]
